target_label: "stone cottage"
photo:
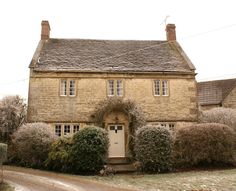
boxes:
[197,78,236,110]
[27,21,197,158]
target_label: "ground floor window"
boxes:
[54,124,80,136]
[55,125,62,136]
[149,122,175,132]
[64,125,71,135]
[160,123,175,131]
[73,125,80,133]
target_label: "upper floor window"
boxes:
[154,80,160,96]
[60,79,76,97]
[108,80,115,96]
[117,80,123,96]
[60,80,67,96]
[108,80,123,97]
[69,80,76,96]
[154,80,169,96]
[162,80,168,96]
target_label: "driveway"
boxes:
[3,166,135,191]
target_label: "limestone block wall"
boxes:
[27,71,198,123]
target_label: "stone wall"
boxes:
[27,71,198,123]
[223,86,236,109]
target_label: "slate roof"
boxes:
[197,78,236,105]
[30,39,195,73]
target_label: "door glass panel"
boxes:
[110,126,115,130]
[117,126,123,130]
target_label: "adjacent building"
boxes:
[197,78,236,110]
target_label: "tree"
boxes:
[0,96,26,143]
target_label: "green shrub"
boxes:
[11,123,56,168]
[134,126,172,173]
[173,123,235,168]
[0,143,7,164]
[45,135,73,172]
[70,126,109,174]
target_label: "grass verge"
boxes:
[87,168,236,191]
[0,182,14,191]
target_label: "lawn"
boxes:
[88,168,236,191]
[0,182,14,191]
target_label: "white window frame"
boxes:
[64,125,71,135]
[162,80,169,96]
[153,80,169,96]
[55,124,62,137]
[108,80,115,96]
[116,80,123,96]
[73,125,80,133]
[108,79,123,97]
[154,80,161,96]
[60,80,67,96]
[69,80,76,96]
[60,79,76,97]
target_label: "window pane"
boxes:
[64,125,71,135]
[73,125,80,133]
[154,80,160,96]
[110,126,115,130]
[69,80,75,96]
[162,80,168,96]
[117,80,123,96]
[108,80,114,96]
[60,80,67,96]
[55,125,61,137]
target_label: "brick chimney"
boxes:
[166,24,176,41]
[41,20,50,40]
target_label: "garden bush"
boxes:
[45,135,74,172]
[11,123,56,168]
[199,107,236,133]
[0,143,7,164]
[70,126,109,174]
[134,125,172,173]
[173,123,235,168]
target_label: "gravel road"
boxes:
[3,166,135,191]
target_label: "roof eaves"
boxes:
[32,68,195,75]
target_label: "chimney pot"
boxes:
[41,20,50,40]
[166,24,176,41]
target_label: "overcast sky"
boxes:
[0,0,236,99]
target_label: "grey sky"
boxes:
[0,0,236,99]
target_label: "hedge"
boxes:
[173,123,235,168]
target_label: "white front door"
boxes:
[108,124,125,157]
